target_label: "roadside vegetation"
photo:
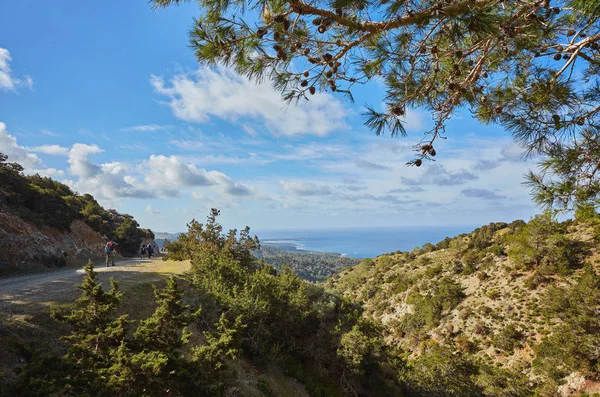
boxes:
[6,207,600,396]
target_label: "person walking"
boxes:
[147,243,154,259]
[140,244,146,259]
[104,241,115,267]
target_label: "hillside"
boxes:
[325,214,600,396]
[255,246,360,282]
[2,206,600,396]
[0,154,154,275]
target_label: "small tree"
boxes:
[51,260,129,393]
[102,276,203,395]
[507,213,584,274]
[134,276,200,353]
[114,216,143,256]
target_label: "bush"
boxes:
[492,323,523,352]
[455,334,476,354]
[524,271,548,290]
[403,277,465,332]
[461,251,481,275]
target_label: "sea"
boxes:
[257,226,477,259]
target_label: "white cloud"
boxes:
[152,67,347,136]
[146,205,161,214]
[169,139,205,151]
[220,179,255,197]
[0,122,40,169]
[355,158,391,171]
[31,168,65,178]
[401,164,478,186]
[68,143,103,178]
[462,188,505,200]
[41,129,59,137]
[29,144,69,156]
[401,109,426,131]
[0,48,33,91]
[242,124,258,138]
[280,180,332,196]
[500,142,527,162]
[144,154,226,189]
[120,124,173,132]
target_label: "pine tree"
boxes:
[51,260,129,393]
[100,276,200,395]
[152,0,600,208]
[134,276,200,353]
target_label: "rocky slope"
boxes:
[0,207,108,276]
[325,217,600,396]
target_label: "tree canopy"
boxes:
[153,0,600,209]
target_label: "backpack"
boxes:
[105,243,113,254]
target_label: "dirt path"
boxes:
[0,257,191,379]
[0,257,190,301]
[0,258,137,294]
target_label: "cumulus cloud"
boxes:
[144,155,226,190]
[221,181,255,196]
[0,122,40,169]
[29,144,69,156]
[0,48,33,91]
[401,164,478,186]
[68,143,103,178]
[461,188,505,200]
[151,67,347,136]
[64,149,254,202]
[355,158,391,171]
[280,181,332,196]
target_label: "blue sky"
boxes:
[0,0,539,233]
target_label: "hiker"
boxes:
[140,244,146,259]
[105,241,115,267]
[147,244,154,258]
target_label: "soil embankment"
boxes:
[0,211,106,276]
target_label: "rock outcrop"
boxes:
[0,209,107,276]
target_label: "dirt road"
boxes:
[0,257,190,299]
[0,257,191,378]
[0,258,137,294]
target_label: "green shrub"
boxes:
[508,213,588,275]
[492,323,523,352]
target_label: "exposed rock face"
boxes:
[0,210,107,276]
